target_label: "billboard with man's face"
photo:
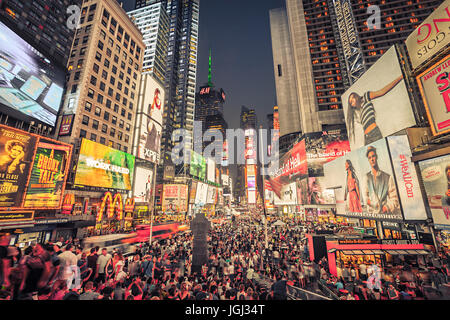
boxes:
[324,138,403,221]
[419,154,450,229]
[342,46,416,151]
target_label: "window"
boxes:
[121,61,126,69]
[102,70,108,80]
[127,67,131,75]
[114,55,119,63]
[112,116,117,125]
[112,66,117,74]
[80,129,87,138]
[278,64,282,77]
[82,35,89,44]
[98,40,104,50]
[73,38,79,47]
[119,120,124,129]
[125,124,130,132]
[119,71,124,80]
[90,133,97,142]
[133,72,137,80]
[123,146,128,153]
[102,124,108,133]
[124,134,129,143]
[87,88,94,98]
[116,143,121,150]
[127,113,132,120]
[104,111,110,121]
[106,48,112,57]
[114,104,119,113]
[116,93,121,102]
[80,47,87,56]
[100,30,106,40]
[110,128,115,137]
[93,63,99,73]
[100,137,106,145]
[99,82,105,91]
[110,76,115,85]
[95,107,101,116]
[117,131,122,140]
[108,37,113,47]
[74,71,80,81]
[108,88,114,97]
[82,115,89,125]
[90,75,97,86]
[97,94,103,104]
[106,99,111,109]
[85,101,92,112]
[121,108,126,116]
[117,82,122,91]
[122,97,127,106]
[124,87,128,95]
[129,102,133,110]
[92,120,99,130]
[104,59,110,68]
[95,52,102,61]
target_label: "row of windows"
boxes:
[79,128,128,152]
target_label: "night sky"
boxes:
[122,0,284,130]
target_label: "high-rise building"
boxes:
[0,0,82,68]
[56,0,144,185]
[269,7,302,137]
[240,106,257,130]
[138,0,199,181]
[281,0,443,133]
[127,0,169,84]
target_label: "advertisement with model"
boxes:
[133,166,154,203]
[74,138,135,191]
[342,46,416,151]
[324,138,403,222]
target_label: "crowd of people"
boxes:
[0,215,449,300]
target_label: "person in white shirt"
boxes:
[96,248,112,283]
[58,244,78,289]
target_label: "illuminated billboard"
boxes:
[0,21,65,127]
[133,166,154,203]
[305,129,351,177]
[419,154,450,229]
[190,151,206,180]
[274,182,297,206]
[416,55,450,136]
[342,46,416,151]
[23,139,72,209]
[137,74,164,163]
[162,184,188,213]
[206,185,216,204]
[0,125,38,208]
[195,182,208,205]
[207,158,215,183]
[74,138,135,191]
[324,138,403,222]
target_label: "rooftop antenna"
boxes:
[208,48,213,87]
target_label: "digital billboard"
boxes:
[58,114,75,137]
[418,154,450,229]
[269,140,307,198]
[195,182,208,205]
[0,21,65,127]
[137,74,164,163]
[189,181,197,204]
[162,184,188,213]
[307,177,336,205]
[74,138,135,191]
[207,158,215,183]
[190,151,206,180]
[23,139,72,209]
[206,185,216,204]
[405,0,450,70]
[0,125,37,208]
[324,138,403,222]
[274,182,297,206]
[387,135,427,221]
[305,129,351,177]
[417,55,450,136]
[342,46,416,151]
[133,166,154,203]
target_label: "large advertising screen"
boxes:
[269,140,307,198]
[307,177,336,205]
[137,74,164,163]
[0,126,37,208]
[387,135,427,221]
[206,185,216,204]
[324,138,403,221]
[133,166,153,203]
[342,46,416,151]
[162,184,188,213]
[23,139,72,209]
[190,151,206,180]
[419,154,450,229]
[195,182,208,205]
[0,22,65,127]
[417,55,450,136]
[189,181,197,204]
[207,158,215,183]
[74,138,135,191]
[274,182,297,205]
[305,129,351,177]
[405,0,450,70]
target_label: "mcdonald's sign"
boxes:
[97,192,123,222]
[61,193,75,215]
[125,197,135,213]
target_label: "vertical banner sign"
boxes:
[0,125,37,208]
[23,139,72,209]
[405,0,450,70]
[329,0,366,86]
[58,114,75,136]
[387,135,427,220]
[416,55,450,136]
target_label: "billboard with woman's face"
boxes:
[342,46,416,150]
[419,154,450,229]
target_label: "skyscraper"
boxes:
[128,0,169,84]
[56,0,144,183]
[269,7,302,138]
[240,106,257,130]
[135,0,199,181]
[280,0,443,133]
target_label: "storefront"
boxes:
[326,239,432,278]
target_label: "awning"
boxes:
[384,249,431,255]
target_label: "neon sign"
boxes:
[97,192,123,222]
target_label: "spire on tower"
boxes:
[208,48,212,87]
